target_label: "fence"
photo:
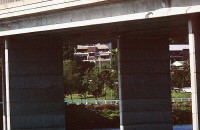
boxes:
[65,99,119,105]
[65,98,192,105]
[172,98,192,102]
[0,0,22,4]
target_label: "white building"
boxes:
[74,43,112,67]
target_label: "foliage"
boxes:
[84,68,104,100]
[63,44,119,100]
[65,102,192,129]
[83,67,118,100]
[111,48,118,71]
[63,43,76,60]
[172,102,192,124]
[171,60,190,88]
[63,60,82,99]
[65,104,119,129]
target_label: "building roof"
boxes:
[172,61,185,66]
[77,43,110,50]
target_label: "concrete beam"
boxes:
[0,0,199,36]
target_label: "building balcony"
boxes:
[100,58,111,61]
[98,51,111,54]
[83,59,96,62]
[74,52,88,56]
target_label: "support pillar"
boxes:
[118,36,172,130]
[188,14,200,130]
[3,36,65,130]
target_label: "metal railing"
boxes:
[65,100,119,105]
[65,98,192,105]
[0,0,22,4]
[172,98,192,102]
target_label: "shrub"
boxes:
[172,102,192,124]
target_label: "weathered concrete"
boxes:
[118,37,172,130]
[188,14,200,130]
[0,0,200,36]
[3,37,65,130]
[0,0,199,130]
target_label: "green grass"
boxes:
[171,92,191,98]
[66,91,191,100]
[64,94,116,100]
[65,88,117,100]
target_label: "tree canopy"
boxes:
[171,60,190,89]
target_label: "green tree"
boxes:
[171,60,191,89]
[63,43,76,60]
[111,48,118,71]
[87,68,104,100]
[63,60,82,100]
[110,48,119,98]
[83,66,119,100]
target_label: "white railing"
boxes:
[172,98,192,102]
[65,99,119,105]
[65,98,192,105]
[0,0,22,4]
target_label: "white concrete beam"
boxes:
[0,5,195,37]
[0,1,199,36]
[0,0,107,19]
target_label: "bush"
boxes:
[65,102,192,129]
[65,104,119,129]
[172,102,192,124]
[86,103,119,111]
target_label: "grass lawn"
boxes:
[171,92,191,98]
[65,94,117,100]
[65,89,117,100]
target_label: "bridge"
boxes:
[0,0,200,130]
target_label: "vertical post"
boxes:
[188,15,200,130]
[2,39,7,130]
[4,39,10,130]
[117,36,123,130]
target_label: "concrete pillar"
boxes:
[3,37,65,130]
[0,42,4,130]
[118,36,172,130]
[188,14,200,130]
